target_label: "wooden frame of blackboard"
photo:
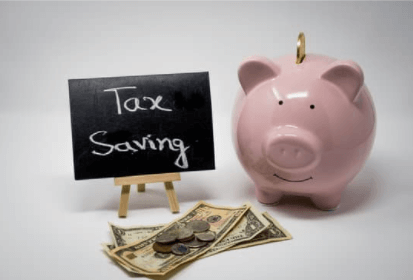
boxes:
[114,172,180,217]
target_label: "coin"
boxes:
[177,227,194,241]
[183,238,207,248]
[171,243,190,256]
[178,234,195,243]
[196,231,216,242]
[153,242,173,253]
[155,232,178,244]
[187,220,210,233]
[154,252,171,259]
[296,32,306,64]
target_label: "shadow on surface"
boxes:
[65,175,215,213]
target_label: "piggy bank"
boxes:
[233,54,376,210]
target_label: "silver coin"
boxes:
[177,227,194,241]
[171,243,190,256]
[178,234,195,243]
[154,252,171,259]
[153,242,173,253]
[155,232,178,244]
[196,231,216,242]
[183,238,207,248]
[187,220,210,233]
[167,224,183,234]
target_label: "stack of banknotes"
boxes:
[102,201,292,276]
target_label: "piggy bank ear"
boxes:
[238,56,281,94]
[321,60,364,102]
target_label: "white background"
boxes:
[1,2,412,280]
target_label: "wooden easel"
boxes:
[114,172,181,218]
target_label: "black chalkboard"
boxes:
[68,72,215,180]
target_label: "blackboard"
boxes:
[68,72,215,180]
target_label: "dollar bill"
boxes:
[202,205,270,258]
[105,208,292,274]
[230,212,292,250]
[101,243,145,274]
[107,206,271,259]
[104,211,291,270]
[107,211,291,253]
[102,243,115,252]
[109,201,250,275]
[108,223,164,247]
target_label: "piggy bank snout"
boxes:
[265,129,322,172]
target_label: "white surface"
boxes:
[1,2,413,280]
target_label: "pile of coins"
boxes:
[153,220,217,256]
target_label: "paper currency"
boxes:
[230,212,292,250]
[108,224,162,249]
[101,243,145,274]
[109,223,164,247]
[202,205,270,258]
[109,201,250,276]
[107,210,291,253]
[104,203,292,275]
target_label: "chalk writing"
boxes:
[68,72,214,179]
[103,87,172,115]
[89,131,190,169]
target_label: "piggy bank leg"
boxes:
[311,191,342,211]
[255,187,283,205]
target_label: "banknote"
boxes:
[107,206,270,259]
[108,223,164,247]
[101,243,145,274]
[104,210,291,271]
[109,201,250,275]
[230,212,292,250]
[202,205,270,258]
[107,211,290,253]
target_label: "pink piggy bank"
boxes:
[233,54,376,210]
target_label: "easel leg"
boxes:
[137,184,146,192]
[164,181,180,213]
[118,185,131,218]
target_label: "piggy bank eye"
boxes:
[310,104,315,109]
[279,100,283,105]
